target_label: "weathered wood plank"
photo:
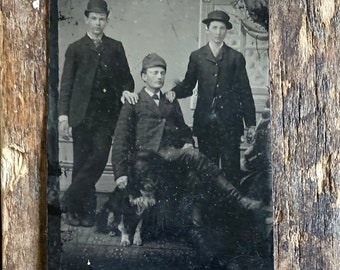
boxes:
[1,0,340,269]
[1,1,48,269]
[270,1,340,269]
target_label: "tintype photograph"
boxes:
[49,0,273,269]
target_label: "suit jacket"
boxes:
[172,43,256,136]
[111,88,193,179]
[59,34,134,128]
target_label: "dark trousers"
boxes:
[197,129,241,187]
[158,147,221,182]
[63,120,113,216]
[159,146,230,205]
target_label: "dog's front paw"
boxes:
[120,234,131,246]
[133,232,143,246]
[120,240,131,246]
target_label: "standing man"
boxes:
[171,10,256,186]
[59,0,137,227]
[112,53,262,220]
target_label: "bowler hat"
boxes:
[84,0,109,16]
[142,53,167,71]
[202,10,232,29]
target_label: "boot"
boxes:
[216,174,263,210]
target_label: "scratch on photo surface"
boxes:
[171,23,178,39]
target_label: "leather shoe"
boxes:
[66,213,80,226]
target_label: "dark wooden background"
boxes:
[1,0,339,269]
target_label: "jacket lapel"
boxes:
[204,43,228,63]
[218,44,229,62]
[203,44,217,63]
[159,93,173,118]
[97,34,109,53]
[82,34,98,52]
[83,34,108,53]
[139,88,161,116]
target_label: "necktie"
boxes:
[93,39,102,48]
[152,94,159,106]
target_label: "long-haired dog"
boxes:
[96,150,168,246]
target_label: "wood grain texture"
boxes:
[1,1,48,269]
[1,0,339,269]
[270,0,340,269]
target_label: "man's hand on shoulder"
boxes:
[173,78,181,86]
[121,91,138,105]
[165,90,176,103]
[116,176,128,189]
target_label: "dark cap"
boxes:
[142,53,167,71]
[84,0,109,16]
[202,10,232,29]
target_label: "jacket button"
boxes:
[103,88,107,93]
[214,74,218,77]
[216,84,219,88]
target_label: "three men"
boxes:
[58,3,260,233]
[59,0,137,226]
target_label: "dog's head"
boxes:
[130,150,165,186]
[128,150,166,214]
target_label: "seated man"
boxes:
[111,53,264,225]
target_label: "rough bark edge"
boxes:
[1,1,48,269]
[1,0,339,269]
[270,1,340,269]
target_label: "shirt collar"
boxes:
[208,41,224,51]
[87,32,103,41]
[144,88,161,98]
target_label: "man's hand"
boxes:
[165,91,176,103]
[182,143,194,149]
[59,120,71,140]
[122,91,139,105]
[116,176,128,189]
[246,126,256,143]
[173,78,181,86]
